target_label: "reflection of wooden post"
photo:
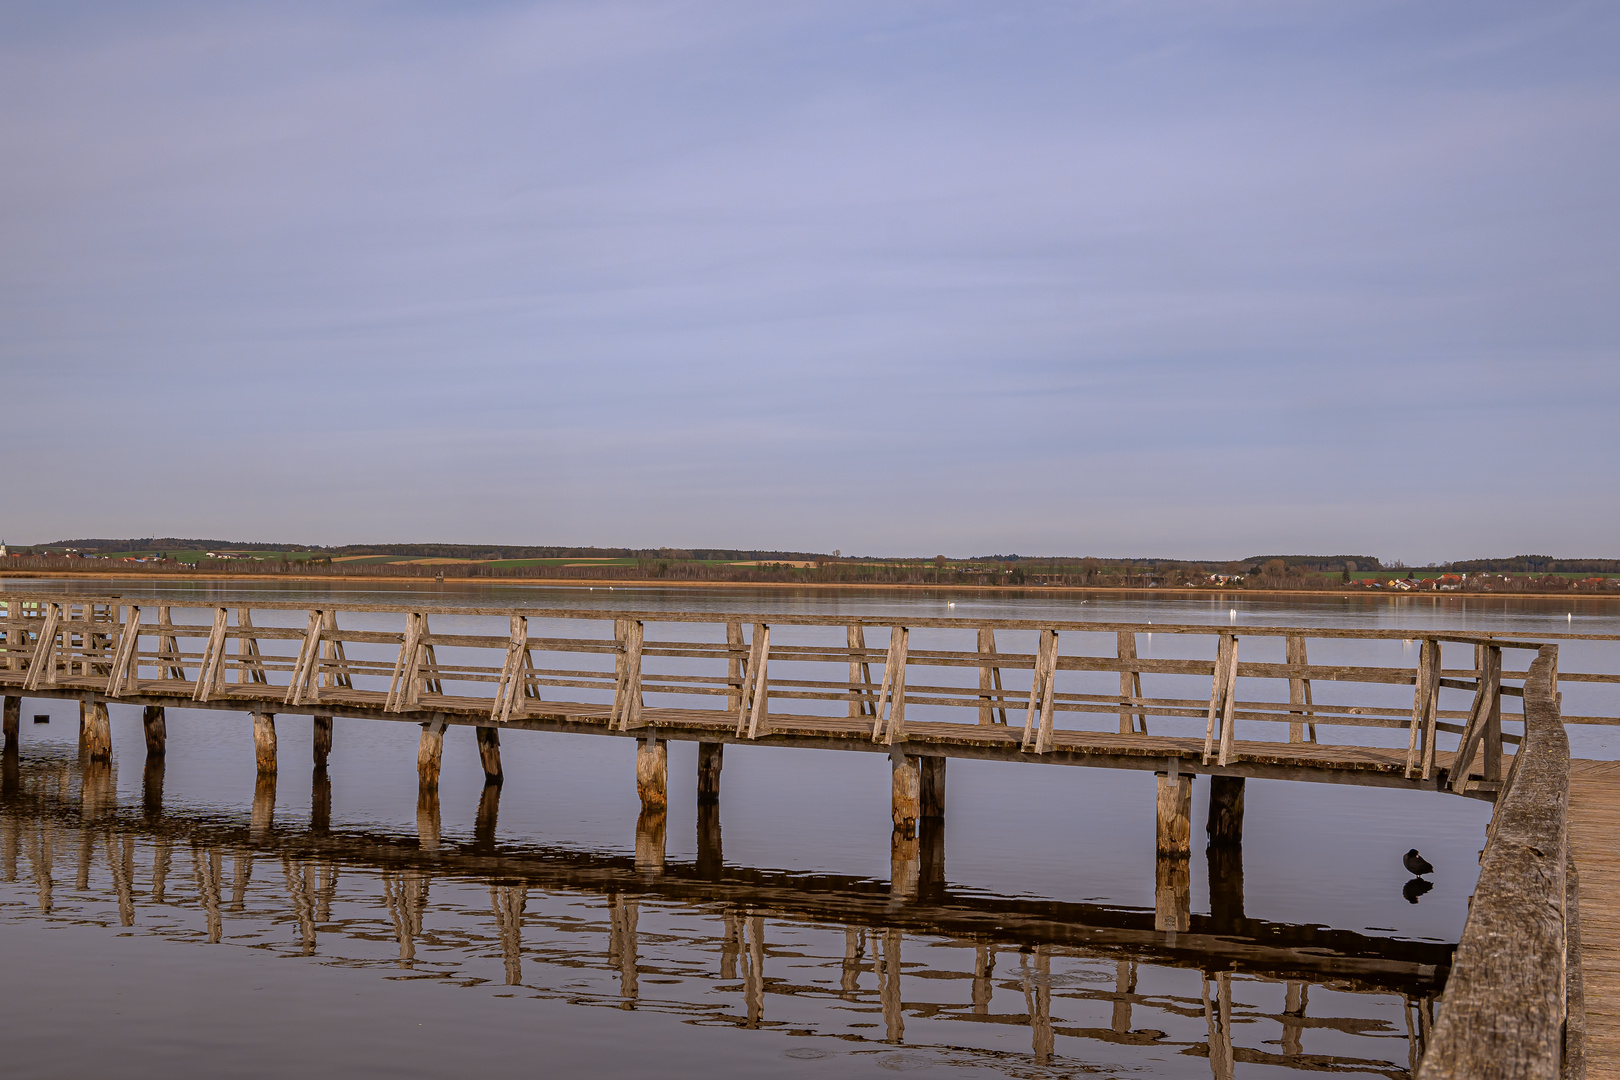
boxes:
[142,757,164,821]
[416,785,440,851]
[312,715,333,769]
[230,851,252,911]
[918,817,945,898]
[635,809,666,875]
[1204,972,1234,1080]
[142,706,166,757]
[251,773,276,839]
[696,803,722,879]
[492,884,526,985]
[892,754,921,837]
[890,828,920,901]
[1112,960,1137,1034]
[76,818,94,890]
[31,816,57,913]
[474,781,500,850]
[1155,852,1191,932]
[82,701,112,762]
[3,809,21,877]
[878,928,902,1043]
[81,758,114,819]
[251,712,276,774]
[919,756,946,819]
[972,945,994,1014]
[284,857,317,954]
[1283,981,1307,1057]
[311,769,331,833]
[697,741,722,803]
[720,908,740,981]
[197,845,223,943]
[476,725,502,782]
[1027,947,1053,1064]
[3,697,18,753]
[1415,995,1433,1064]
[151,838,170,903]
[381,872,411,963]
[744,915,765,1028]
[636,737,667,811]
[1208,843,1245,933]
[842,928,865,998]
[1207,776,1244,846]
[609,895,639,1003]
[315,861,336,923]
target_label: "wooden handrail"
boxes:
[1419,644,1583,1079]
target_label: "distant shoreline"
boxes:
[1,568,1612,603]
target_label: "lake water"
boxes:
[2,579,1616,1078]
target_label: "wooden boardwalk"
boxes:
[1571,759,1620,1079]
[3,596,1618,1074]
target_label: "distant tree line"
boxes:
[9,540,1617,591]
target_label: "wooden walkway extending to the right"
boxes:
[1571,760,1620,1079]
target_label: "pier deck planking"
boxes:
[1570,759,1620,1080]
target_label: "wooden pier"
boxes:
[2,593,1617,1075]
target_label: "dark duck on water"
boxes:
[1403,849,1434,877]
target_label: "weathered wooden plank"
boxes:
[612,619,646,731]
[105,605,142,698]
[1419,645,1569,1080]
[491,615,529,724]
[1020,629,1058,754]
[22,603,61,691]
[282,611,325,707]
[191,607,229,702]
[745,624,772,739]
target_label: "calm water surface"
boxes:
[2,580,1616,1078]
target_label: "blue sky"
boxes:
[3,2,1616,561]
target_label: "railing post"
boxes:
[1118,630,1144,734]
[978,628,1006,725]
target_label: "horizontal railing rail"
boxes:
[4,594,1605,794]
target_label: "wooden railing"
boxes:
[1419,644,1584,1080]
[5,595,1611,784]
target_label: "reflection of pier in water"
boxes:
[2,752,1441,1075]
